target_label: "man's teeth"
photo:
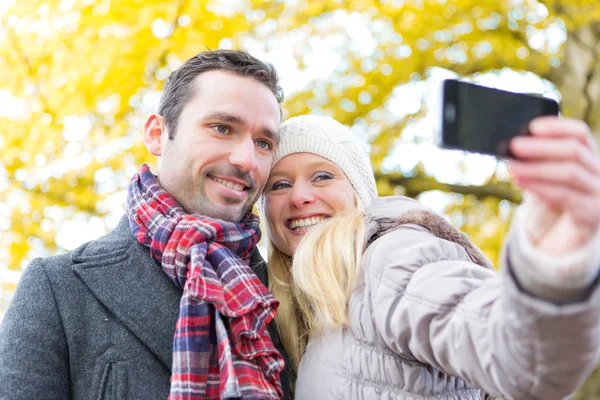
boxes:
[289,217,325,230]
[214,177,245,192]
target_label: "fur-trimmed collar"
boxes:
[366,208,494,270]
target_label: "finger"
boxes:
[509,137,600,175]
[509,160,600,195]
[526,116,596,151]
[520,182,600,228]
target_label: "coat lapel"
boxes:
[69,216,291,397]
[71,217,181,370]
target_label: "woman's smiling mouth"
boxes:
[286,214,331,232]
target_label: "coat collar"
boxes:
[366,196,493,269]
[70,216,181,370]
[69,216,271,371]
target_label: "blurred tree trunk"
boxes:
[549,22,600,142]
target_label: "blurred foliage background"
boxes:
[2,0,600,396]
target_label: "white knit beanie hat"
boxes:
[272,115,378,207]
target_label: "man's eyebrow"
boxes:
[203,112,244,125]
[261,127,279,145]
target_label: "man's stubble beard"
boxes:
[186,183,262,222]
[163,163,264,222]
[195,164,263,222]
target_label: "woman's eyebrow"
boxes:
[268,171,288,181]
[304,160,336,169]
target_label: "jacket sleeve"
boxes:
[0,259,71,399]
[366,225,600,400]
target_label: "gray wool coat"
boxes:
[0,216,291,400]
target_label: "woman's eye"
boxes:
[255,140,273,151]
[270,180,291,191]
[313,172,334,182]
[213,125,229,135]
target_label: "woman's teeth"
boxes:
[213,177,245,192]
[289,216,325,231]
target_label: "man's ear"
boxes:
[144,114,167,156]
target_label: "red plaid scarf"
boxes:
[127,164,283,399]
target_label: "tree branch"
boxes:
[375,171,522,203]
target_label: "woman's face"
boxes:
[264,153,357,257]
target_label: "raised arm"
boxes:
[365,222,600,400]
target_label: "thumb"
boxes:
[520,192,560,246]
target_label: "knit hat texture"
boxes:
[272,115,378,207]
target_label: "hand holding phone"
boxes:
[440,79,560,157]
[508,116,600,256]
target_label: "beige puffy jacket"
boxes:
[295,196,600,400]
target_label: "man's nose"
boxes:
[229,137,257,173]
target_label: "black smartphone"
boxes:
[440,79,560,157]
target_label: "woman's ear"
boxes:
[144,114,167,156]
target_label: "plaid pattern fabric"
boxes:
[127,164,283,399]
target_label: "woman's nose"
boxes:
[289,183,315,208]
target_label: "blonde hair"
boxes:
[266,195,367,372]
[293,210,366,335]
[267,244,307,371]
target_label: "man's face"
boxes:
[149,70,281,222]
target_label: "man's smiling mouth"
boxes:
[212,177,247,192]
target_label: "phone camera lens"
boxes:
[445,103,456,123]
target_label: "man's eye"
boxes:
[255,140,273,151]
[213,125,229,134]
[271,180,291,191]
